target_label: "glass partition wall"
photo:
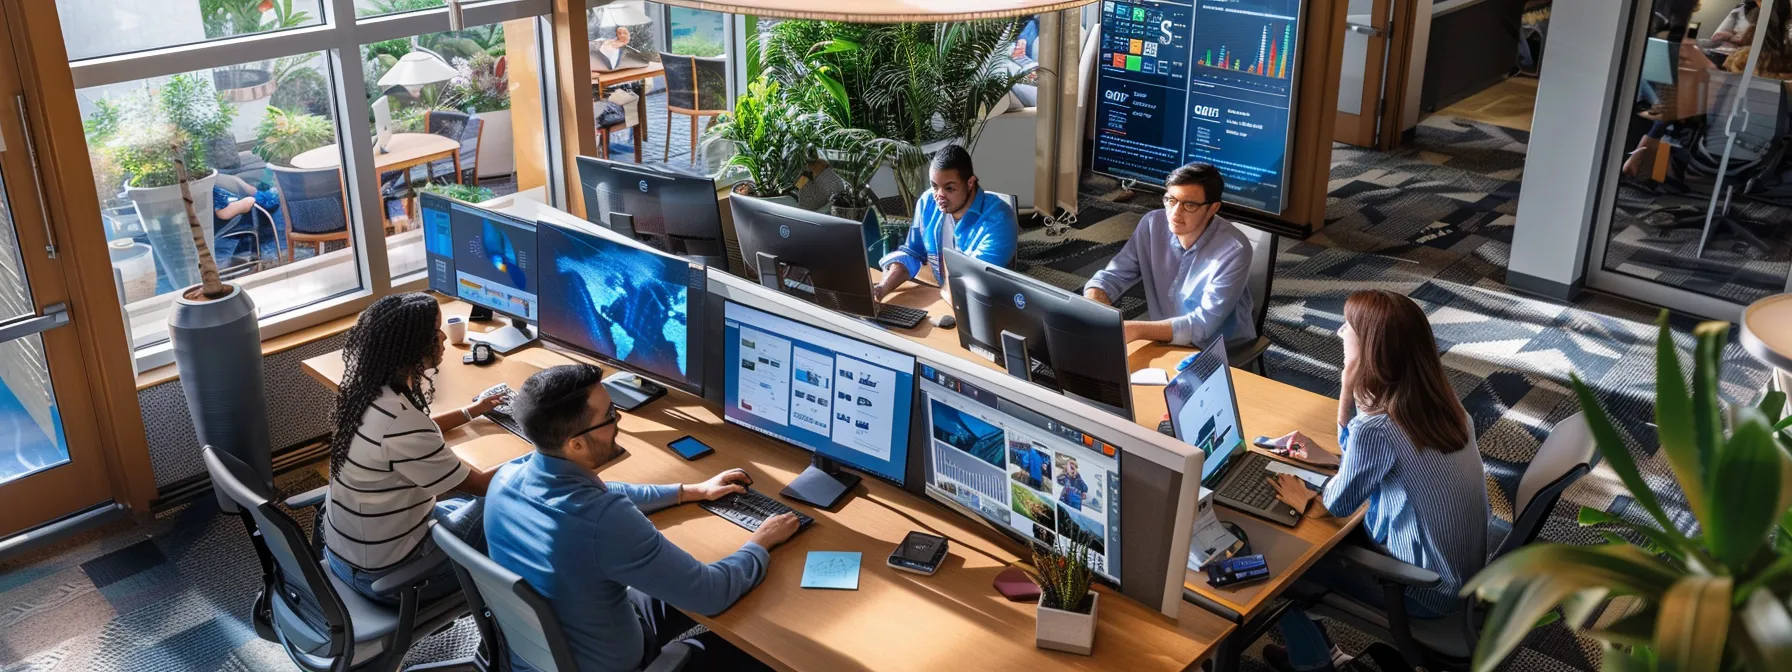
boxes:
[585,0,737,172]
[1589,0,1792,318]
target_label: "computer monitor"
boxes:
[943,248,1133,419]
[721,299,915,507]
[444,199,539,353]
[1164,338,1245,485]
[916,360,1123,583]
[419,192,458,297]
[537,220,707,408]
[1644,37,1679,86]
[575,155,727,267]
[729,194,881,318]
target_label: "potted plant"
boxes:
[704,80,809,203]
[88,74,236,293]
[252,106,334,167]
[451,52,513,178]
[1029,537,1099,655]
[1466,313,1792,671]
[812,119,899,222]
[203,0,314,103]
[420,181,496,204]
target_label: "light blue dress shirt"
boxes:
[1325,412,1488,614]
[879,188,1019,281]
[485,453,769,672]
[1082,210,1257,347]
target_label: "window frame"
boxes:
[67,0,556,371]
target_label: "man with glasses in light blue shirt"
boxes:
[1083,163,1257,348]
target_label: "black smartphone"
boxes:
[668,435,714,461]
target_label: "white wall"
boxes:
[1507,0,1639,298]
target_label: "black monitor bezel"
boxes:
[574,154,725,257]
[728,194,879,318]
[444,199,539,324]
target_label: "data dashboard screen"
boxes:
[1091,0,1304,215]
[918,362,1122,583]
[449,205,538,321]
[722,301,915,484]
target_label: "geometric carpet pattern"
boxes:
[0,115,1778,672]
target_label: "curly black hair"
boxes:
[328,293,442,475]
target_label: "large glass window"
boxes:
[1595,0,1792,311]
[65,0,555,366]
[54,0,324,61]
[585,1,737,172]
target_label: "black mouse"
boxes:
[931,314,956,329]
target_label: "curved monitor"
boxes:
[537,221,705,395]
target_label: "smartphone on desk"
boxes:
[667,435,714,461]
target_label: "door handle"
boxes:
[0,303,70,343]
[1347,23,1386,37]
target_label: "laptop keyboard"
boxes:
[700,488,815,533]
[1218,452,1282,509]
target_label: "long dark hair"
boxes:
[1344,290,1471,453]
[1749,0,1792,74]
[329,293,442,474]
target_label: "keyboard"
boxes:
[1216,452,1282,509]
[486,410,524,439]
[872,303,928,329]
[474,383,522,438]
[1157,420,1175,436]
[700,488,815,533]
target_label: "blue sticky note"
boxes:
[801,551,862,590]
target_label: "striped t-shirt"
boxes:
[324,387,470,572]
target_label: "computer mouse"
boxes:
[932,314,956,329]
[1177,352,1198,371]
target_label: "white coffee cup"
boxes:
[445,316,467,345]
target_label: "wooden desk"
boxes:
[872,277,1365,667]
[303,302,1234,672]
[291,132,462,178]
[593,62,665,147]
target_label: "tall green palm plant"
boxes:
[1466,314,1792,671]
[704,80,809,198]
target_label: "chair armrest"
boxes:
[369,549,452,595]
[1331,543,1442,589]
[644,641,696,672]
[285,485,327,510]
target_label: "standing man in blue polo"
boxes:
[1083,162,1256,348]
[873,145,1020,303]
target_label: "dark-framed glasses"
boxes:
[1162,195,1216,214]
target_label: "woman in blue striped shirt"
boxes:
[1262,290,1489,672]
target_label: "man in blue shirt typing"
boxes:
[1082,162,1257,348]
[485,364,800,671]
[873,145,1020,303]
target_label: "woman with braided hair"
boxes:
[323,292,502,604]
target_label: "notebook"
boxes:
[801,551,862,590]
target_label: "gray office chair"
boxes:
[202,446,471,672]
[430,526,695,672]
[1302,412,1597,669]
[1644,71,1789,254]
[1231,225,1277,375]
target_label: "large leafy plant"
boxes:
[705,80,810,198]
[86,73,237,189]
[1466,314,1792,671]
[252,106,335,166]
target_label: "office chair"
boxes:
[662,53,729,163]
[1301,412,1597,670]
[422,110,483,185]
[1232,225,1278,376]
[203,446,471,672]
[213,173,273,280]
[271,165,354,262]
[431,526,696,672]
[1641,71,1789,255]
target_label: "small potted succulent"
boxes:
[1029,538,1099,655]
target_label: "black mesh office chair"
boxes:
[1231,225,1278,376]
[662,53,729,163]
[1641,71,1790,254]
[431,525,695,672]
[203,446,471,672]
[1301,413,1597,669]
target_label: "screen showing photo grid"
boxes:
[918,363,1121,582]
[721,301,915,484]
[538,223,696,388]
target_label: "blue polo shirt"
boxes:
[879,189,1019,282]
[484,453,769,672]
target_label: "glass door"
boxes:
[1333,0,1393,146]
[0,6,113,536]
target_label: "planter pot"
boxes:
[1035,592,1098,655]
[170,283,273,490]
[108,239,157,304]
[828,204,870,222]
[126,171,218,295]
[215,68,275,103]
[475,109,514,178]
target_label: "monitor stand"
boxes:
[472,317,536,354]
[1000,330,1033,383]
[603,371,666,411]
[608,212,639,240]
[755,251,782,292]
[468,306,495,322]
[781,453,861,509]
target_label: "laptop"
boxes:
[591,43,651,72]
[1164,337,1308,527]
[372,95,394,153]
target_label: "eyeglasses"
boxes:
[573,404,621,438]
[1162,195,1217,214]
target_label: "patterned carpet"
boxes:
[0,115,1779,671]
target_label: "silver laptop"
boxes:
[1164,337,1304,527]
[591,44,650,72]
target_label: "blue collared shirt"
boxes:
[485,453,769,672]
[879,189,1019,282]
[1082,210,1257,347]
[1325,413,1488,614]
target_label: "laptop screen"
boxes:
[1164,337,1246,485]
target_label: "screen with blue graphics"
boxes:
[538,221,704,391]
[1092,0,1305,215]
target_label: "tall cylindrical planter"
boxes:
[127,171,218,294]
[170,284,272,490]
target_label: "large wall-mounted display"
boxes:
[1091,0,1306,215]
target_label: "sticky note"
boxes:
[801,551,862,590]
